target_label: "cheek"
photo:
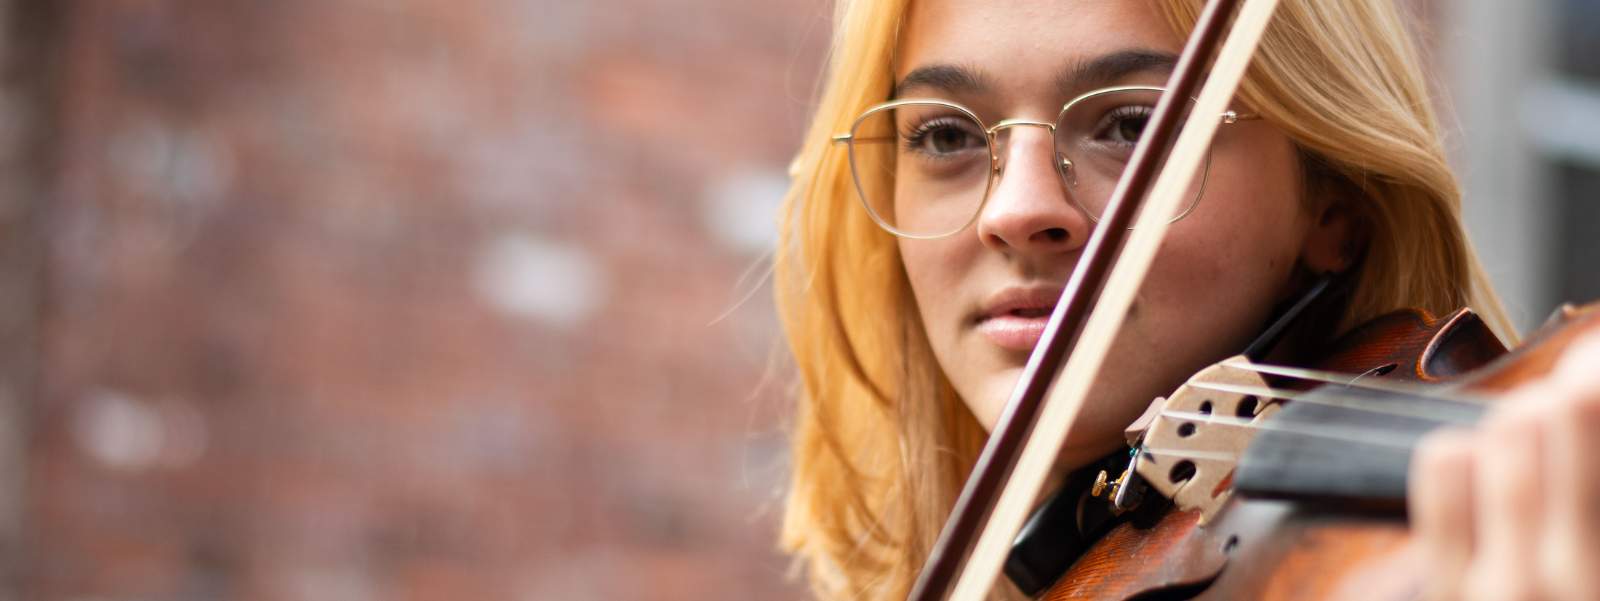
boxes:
[1142,132,1307,344]
[1212,136,1307,271]
[899,235,1001,421]
[898,238,972,343]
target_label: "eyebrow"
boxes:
[893,63,993,98]
[1058,49,1178,94]
[892,49,1179,99]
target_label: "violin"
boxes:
[1039,302,1600,600]
[899,0,1600,599]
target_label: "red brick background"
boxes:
[17,1,828,599]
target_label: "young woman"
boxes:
[774,1,1600,600]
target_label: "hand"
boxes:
[1410,329,1600,601]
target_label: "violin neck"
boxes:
[1233,385,1485,515]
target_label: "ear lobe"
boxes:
[1300,199,1361,274]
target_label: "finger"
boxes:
[1410,428,1477,601]
[1538,372,1600,599]
[1492,328,1600,408]
[1463,405,1547,601]
[1548,328,1600,388]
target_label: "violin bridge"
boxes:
[1133,354,1280,523]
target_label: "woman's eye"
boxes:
[1096,106,1154,145]
[904,118,983,156]
[1115,115,1148,142]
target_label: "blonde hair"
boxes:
[774,1,1514,599]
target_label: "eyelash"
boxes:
[1095,105,1154,141]
[904,117,969,138]
[902,117,982,154]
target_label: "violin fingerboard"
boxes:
[1233,386,1484,513]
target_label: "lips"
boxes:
[975,287,1064,351]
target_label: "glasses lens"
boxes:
[1053,88,1212,223]
[848,102,991,238]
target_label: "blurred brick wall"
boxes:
[1,1,60,597]
[23,1,827,600]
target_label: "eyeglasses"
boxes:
[830,85,1258,239]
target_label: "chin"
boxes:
[960,375,1018,432]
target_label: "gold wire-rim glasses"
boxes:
[830,85,1261,240]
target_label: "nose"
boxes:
[975,122,1092,256]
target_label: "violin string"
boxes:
[1123,355,1502,496]
[1139,447,1240,461]
[1154,408,1426,451]
[1182,381,1482,425]
[1218,359,1494,406]
[1135,381,1487,465]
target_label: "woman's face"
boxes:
[895,0,1348,468]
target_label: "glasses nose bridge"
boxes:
[986,118,1064,180]
[987,118,1055,134]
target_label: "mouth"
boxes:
[974,287,1063,352]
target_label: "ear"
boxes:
[1299,198,1360,274]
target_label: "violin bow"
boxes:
[905,0,1284,599]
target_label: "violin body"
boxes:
[1044,303,1600,600]
[1046,503,1410,600]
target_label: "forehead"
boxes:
[895,0,1184,100]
